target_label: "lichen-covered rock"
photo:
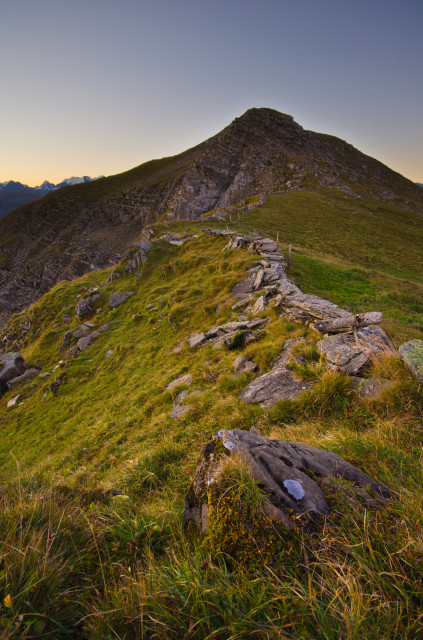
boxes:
[183,428,396,537]
[399,339,423,383]
[351,376,393,398]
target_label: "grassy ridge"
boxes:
[1,200,423,638]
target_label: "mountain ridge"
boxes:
[0,107,422,329]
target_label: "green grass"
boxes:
[1,207,423,638]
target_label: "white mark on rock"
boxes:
[283,479,305,500]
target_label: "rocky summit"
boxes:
[1,107,423,329]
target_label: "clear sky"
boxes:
[1,0,422,186]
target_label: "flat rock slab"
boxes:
[399,340,423,383]
[188,333,207,348]
[183,428,396,534]
[166,373,193,392]
[240,368,313,407]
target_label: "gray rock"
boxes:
[174,390,191,406]
[169,404,193,419]
[355,325,393,353]
[399,339,423,383]
[183,428,396,534]
[351,376,393,398]
[251,295,266,314]
[72,327,91,339]
[7,368,39,390]
[233,356,258,375]
[239,368,313,407]
[63,314,72,324]
[317,333,370,375]
[173,340,185,354]
[188,333,207,348]
[166,373,193,392]
[109,292,134,309]
[75,298,94,321]
[105,350,114,357]
[77,335,94,352]
[98,321,113,332]
[253,269,265,290]
[0,353,26,396]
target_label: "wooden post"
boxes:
[288,243,292,269]
[276,232,279,243]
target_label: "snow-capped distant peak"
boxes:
[0,181,11,189]
[35,180,55,190]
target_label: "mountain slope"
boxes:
[0,107,422,329]
[0,220,422,639]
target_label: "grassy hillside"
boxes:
[0,199,423,638]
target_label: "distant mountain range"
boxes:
[0,176,103,218]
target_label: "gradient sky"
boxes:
[1,0,422,186]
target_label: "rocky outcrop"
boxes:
[184,428,396,534]
[202,228,393,403]
[174,318,267,354]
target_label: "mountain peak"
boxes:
[0,110,422,328]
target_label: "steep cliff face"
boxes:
[0,107,422,328]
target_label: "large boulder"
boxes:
[183,428,396,535]
[0,352,26,396]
